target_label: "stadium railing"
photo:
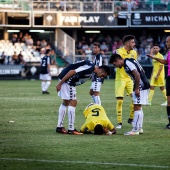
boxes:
[0,0,169,12]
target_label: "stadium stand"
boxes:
[0,0,169,69]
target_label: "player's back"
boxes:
[116,47,137,80]
[83,104,110,125]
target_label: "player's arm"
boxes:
[147,54,168,65]
[107,121,116,135]
[155,65,163,80]
[56,70,76,92]
[131,69,140,97]
[80,123,92,134]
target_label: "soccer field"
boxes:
[0,80,169,170]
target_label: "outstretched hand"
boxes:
[146,54,154,59]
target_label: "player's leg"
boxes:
[148,86,155,105]
[43,74,51,94]
[124,89,148,135]
[126,79,134,123]
[56,99,69,134]
[115,80,125,128]
[39,74,46,94]
[90,81,102,105]
[165,77,170,129]
[160,86,167,106]
[66,86,83,135]
[56,83,70,134]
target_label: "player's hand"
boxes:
[135,89,140,97]
[56,84,61,92]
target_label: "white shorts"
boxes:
[90,81,102,92]
[39,74,51,81]
[132,89,149,105]
[58,82,76,100]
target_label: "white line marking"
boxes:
[0,97,55,101]
[0,158,169,169]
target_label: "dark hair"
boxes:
[123,35,135,44]
[99,65,111,76]
[46,49,51,54]
[153,43,160,47]
[93,42,100,48]
[94,124,104,135]
[109,53,122,64]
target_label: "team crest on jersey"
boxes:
[131,54,134,58]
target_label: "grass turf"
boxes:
[0,80,170,170]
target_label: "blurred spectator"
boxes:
[59,0,70,11]
[25,35,34,46]
[18,32,24,43]
[35,40,41,52]
[160,0,169,10]
[12,34,18,44]
[23,33,29,42]
[93,0,100,11]
[105,35,112,44]
[85,47,92,61]
[17,51,26,66]
[0,51,5,64]
[121,0,137,11]
[41,39,47,48]
[100,41,108,51]
[12,52,19,64]
[76,41,83,55]
[40,48,46,58]
[51,50,57,65]
[45,43,51,51]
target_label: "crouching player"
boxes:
[80,103,116,135]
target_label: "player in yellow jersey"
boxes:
[147,44,167,106]
[115,35,137,129]
[80,103,116,135]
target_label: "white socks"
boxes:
[41,82,46,91]
[57,104,67,127]
[92,95,101,105]
[41,81,51,92]
[57,104,76,131]
[68,106,76,130]
[44,81,51,91]
[133,110,143,131]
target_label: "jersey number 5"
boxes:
[92,108,100,116]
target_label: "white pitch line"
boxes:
[0,97,55,101]
[0,158,169,169]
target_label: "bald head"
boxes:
[166,36,170,50]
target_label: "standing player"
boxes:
[89,42,103,105]
[147,44,167,106]
[114,35,137,129]
[39,49,52,94]
[147,36,170,129]
[80,103,116,135]
[109,54,150,135]
[56,60,110,135]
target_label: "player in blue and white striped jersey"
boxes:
[39,49,52,94]
[109,53,150,135]
[89,42,104,105]
[56,60,110,135]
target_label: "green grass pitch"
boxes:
[0,79,170,170]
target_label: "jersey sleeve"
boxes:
[125,60,136,71]
[107,120,114,130]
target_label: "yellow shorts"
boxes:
[115,79,133,97]
[150,75,165,86]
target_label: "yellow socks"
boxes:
[116,100,123,124]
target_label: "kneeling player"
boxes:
[80,103,116,135]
